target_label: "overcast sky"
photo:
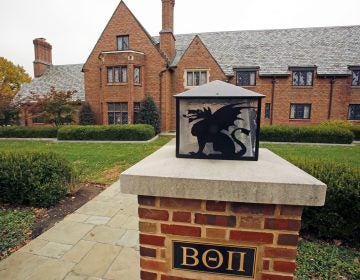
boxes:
[1,0,359,77]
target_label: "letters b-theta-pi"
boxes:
[181,246,246,272]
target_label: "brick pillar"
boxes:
[121,140,326,280]
[138,196,302,280]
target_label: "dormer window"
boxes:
[117,35,129,51]
[236,71,256,86]
[352,70,360,86]
[292,70,313,86]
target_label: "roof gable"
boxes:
[175,35,226,76]
[83,1,165,70]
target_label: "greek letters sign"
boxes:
[172,240,257,277]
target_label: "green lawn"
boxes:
[0,136,173,184]
[261,143,360,168]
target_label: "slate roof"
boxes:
[15,64,85,103]
[164,25,360,76]
[17,26,360,101]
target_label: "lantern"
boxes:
[175,80,264,160]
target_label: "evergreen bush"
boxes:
[0,152,75,207]
[79,102,96,125]
[136,96,161,134]
[289,157,360,245]
[350,126,360,140]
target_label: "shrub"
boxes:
[57,124,155,141]
[0,151,76,207]
[260,125,354,144]
[137,96,161,134]
[320,120,360,141]
[79,102,96,125]
[350,126,360,140]
[0,126,58,138]
[289,157,360,245]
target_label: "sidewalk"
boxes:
[0,181,140,280]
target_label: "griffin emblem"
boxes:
[183,103,255,157]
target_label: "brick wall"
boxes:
[138,196,302,280]
[83,2,167,126]
[228,73,360,126]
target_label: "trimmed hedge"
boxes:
[319,120,360,141]
[350,126,360,140]
[289,157,360,245]
[0,152,76,207]
[260,125,354,144]
[0,126,58,138]
[57,124,155,141]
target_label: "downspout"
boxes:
[99,66,103,124]
[270,77,276,125]
[328,77,335,120]
[159,67,168,131]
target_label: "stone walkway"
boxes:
[0,181,141,280]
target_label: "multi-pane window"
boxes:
[352,70,360,86]
[290,104,311,119]
[107,66,127,83]
[117,35,129,51]
[186,70,208,87]
[133,102,141,124]
[236,71,256,86]
[108,102,128,125]
[265,103,271,119]
[134,66,141,84]
[292,70,313,86]
[348,104,360,120]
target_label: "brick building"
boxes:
[17,0,360,130]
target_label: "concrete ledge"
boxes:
[121,140,326,206]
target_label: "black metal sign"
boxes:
[172,240,257,277]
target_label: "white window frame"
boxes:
[107,66,128,84]
[184,69,209,88]
[292,70,314,86]
[117,35,129,51]
[289,103,311,119]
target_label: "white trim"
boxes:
[101,50,145,55]
[183,69,210,89]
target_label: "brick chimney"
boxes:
[33,38,52,77]
[160,0,176,61]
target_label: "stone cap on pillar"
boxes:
[120,140,326,206]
